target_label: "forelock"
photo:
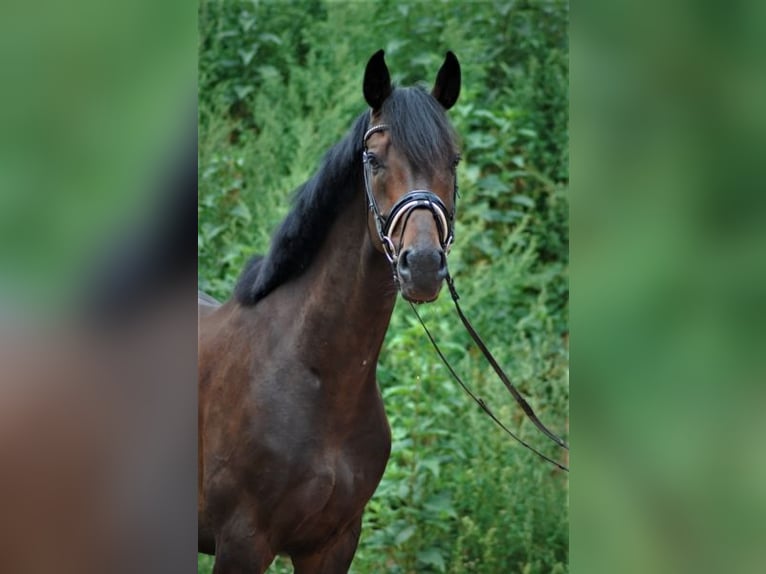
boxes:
[380,87,458,176]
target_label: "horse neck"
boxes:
[291,185,397,388]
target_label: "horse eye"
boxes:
[367,154,383,172]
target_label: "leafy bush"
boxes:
[199,1,568,572]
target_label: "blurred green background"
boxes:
[570,1,766,573]
[0,1,195,312]
[198,1,569,573]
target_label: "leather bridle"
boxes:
[362,122,457,264]
[362,118,569,472]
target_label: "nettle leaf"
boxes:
[512,194,536,209]
[483,209,523,223]
[394,524,416,546]
[463,164,481,185]
[201,222,226,242]
[233,84,254,100]
[231,201,251,223]
[476,174,508,198]
[258,65,280,81]
[216,29,238,40]
[417,547,446,572]
[239,13,255,32]
[385,38,408,55]
[258,32,282,45]
[466,132,497,150]
[424,492,456,517]
[238,46,257,66]
[418,457,441,479]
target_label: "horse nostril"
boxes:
[397,247,448,282]
[398,248,412,280]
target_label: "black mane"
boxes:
[234,86,458,306]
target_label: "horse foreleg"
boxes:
[290,516,362,574]
[212,513,274,574]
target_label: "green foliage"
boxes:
[199,1,568,572]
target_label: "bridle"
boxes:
[362,122,457,265]
[362,118,569,472]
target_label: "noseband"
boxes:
[362,123,457,264]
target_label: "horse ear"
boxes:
[363,49,392,111]
[432,51,461,110]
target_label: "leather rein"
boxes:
[363,122,570,473]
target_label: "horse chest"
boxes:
[268,409,391,551]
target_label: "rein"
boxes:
[446,276,569,450]
[408,296,569,472]
[363,121,568,472]
[414,279,570,473]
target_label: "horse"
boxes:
[198,49,462,573]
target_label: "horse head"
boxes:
[362,50,461,303]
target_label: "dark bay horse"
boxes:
[198,50,462,573]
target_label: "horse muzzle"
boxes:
[377,190,453,302]
[396,243,448,303]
